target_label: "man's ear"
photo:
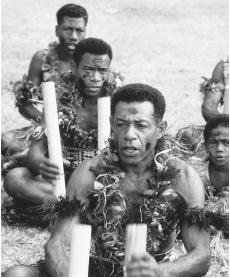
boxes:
[109,116,114,131]
[55,25,59,37]
[157,121,167,139]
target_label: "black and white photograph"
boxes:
[1,0,229,276]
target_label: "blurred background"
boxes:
[1,0,228,134]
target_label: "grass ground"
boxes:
[1,0,229,275]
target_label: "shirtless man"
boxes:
[3,38,113,207]
[3,83,211,276]
[176,58,228,154]
[204,114,229,211]
[1,3,88,164]
[17,3,88,121]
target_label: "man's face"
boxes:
[112,101,162,167]
[56,16,86,54]
[76,53,111,98]
[206,125,229,169]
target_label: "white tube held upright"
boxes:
[68,224,92,277]
[125,224,147,265]
[97,96,111,150]
[42,81,66,198]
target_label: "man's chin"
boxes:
[119,153,140,165]
[213,158,228,168]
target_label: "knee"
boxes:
[2,265,37,277]
[3,168,29,198]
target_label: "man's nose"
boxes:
[71,30,79,40]
[124,125,137,141]
[216,142,224,152]
[90,70,101,82]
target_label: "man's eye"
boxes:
[208,139,217,145]
[116,123,125,127]
[99,70,108,75]
[222,140,229,146]
[137,124,147,128]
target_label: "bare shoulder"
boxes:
[29,50,45,67]
[27,50,45,85]
[212,60,224,81]
[172,159,205,208]
[66,155,100,202]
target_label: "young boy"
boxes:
[204,114,229,212]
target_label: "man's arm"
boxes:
[202,89,222,122]
[126,161,211,277]
[202,60,225,122]
[18,51,44,121]
[45,214,79,276]
[27,50,44,86]
[44,158,97,276]
[27,137,60,181]
[163,162,210,276]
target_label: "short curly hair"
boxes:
[56,3,88,25]
[204,114,229,144]
[111,83,166,122]
[73,38,113,65]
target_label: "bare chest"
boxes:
[58,60,75,75]
[78,106,98,130]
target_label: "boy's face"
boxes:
[206,125,229,169]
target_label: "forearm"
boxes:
[44,215,80,276]
[45,239,69,276]
[27,139,48,175]
[18,103,43,122]
[158,247,210,277]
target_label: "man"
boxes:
[204,114,229,211]
[1,3,88,169]
[15,3,88,121]
[4,83,212,276]
[3,38,116,222]
[176,58,228,154]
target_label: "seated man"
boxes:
[3,83,213,276]
[204,114,229,212]
[1,3,88,171]
[176,58,229,154]
[3,38,122,226]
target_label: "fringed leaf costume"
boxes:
[50,136,228,276]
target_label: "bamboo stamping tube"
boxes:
[42,81,66,198]
[97,96,111,150]
[223,59,229,114]
[68,224,92,277]
[125,224,147,265]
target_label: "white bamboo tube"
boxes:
[68,224,92,277]
[42,81,66,198]
[125,224,147,265]
[97,96,111,150]
[223,59,229,114]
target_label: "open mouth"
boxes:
[215,156,226,161]
[122,146,138,154]
[67,44,77,50]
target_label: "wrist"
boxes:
[35,115,42,123]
